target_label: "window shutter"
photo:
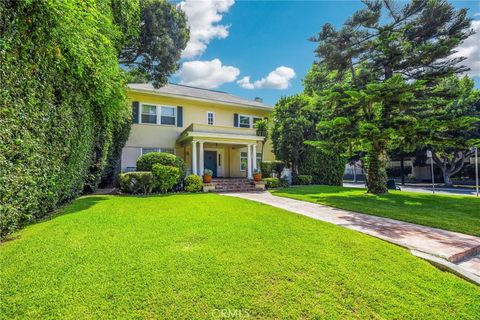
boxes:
[177,106,183,127]
[132,101,139,124]
[233,113,239,127]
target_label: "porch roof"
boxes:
[176,123,264,145]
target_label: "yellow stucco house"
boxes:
[121,83,275,179]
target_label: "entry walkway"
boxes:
[223,192,480,283]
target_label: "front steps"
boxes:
[204,178,265,193]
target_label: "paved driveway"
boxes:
[223,191,480,284]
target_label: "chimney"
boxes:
[254,97,263,103]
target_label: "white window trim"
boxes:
[139,103,177,126]
[240,151,248,171]
[239,114,262,129]
[206,111,215,125]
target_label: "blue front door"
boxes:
[204,151,217,178]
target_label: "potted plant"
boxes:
[253,168,262,181]
[203,169,213,183]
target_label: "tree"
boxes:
[254,119,269,161]
[118,0,189,88]
[424,76,480,186]
[310,0,473,194]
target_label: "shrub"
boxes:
[119,172,154,194]
[299,146,345,186]
[152,164,179,193]
[260,161,275,177]
[294,175,313,185]
[184,175,203,192]
[265,178,280,189]
[137,152,186,180]
[203,169,213,177]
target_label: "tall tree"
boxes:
[424,76,480,186]
[310,0,473,194]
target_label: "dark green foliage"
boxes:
[293,175,313,185]
[309,0,473,194]
[119,172,154,194]
[184,175,203,193]
[264,178,281,189]
[260,161,275,177]
[136,152,186,180]
[152,164,179,193]
[120,0,189,87]
[0,0,132,239]
[298,147,345,186]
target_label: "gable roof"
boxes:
[128,83,272,110]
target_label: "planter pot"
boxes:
[253,173,262,182]
[203,175,212,183]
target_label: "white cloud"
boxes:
[237,66,296,90]
[453,20,480,77]
[179,0,234,58]
[177,58,240,89]
[474,12,480,17]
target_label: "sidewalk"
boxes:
[222,191,480,283]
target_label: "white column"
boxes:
[199,141,204,176]
[252,143,257,171]
[191,141,197,175]
[247,144,253,179]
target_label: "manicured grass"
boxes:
[1,194,479,319]
[272,185,480,236]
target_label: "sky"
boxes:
[170,0,480,106]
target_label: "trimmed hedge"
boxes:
[0,1,133,239]
[137,152,186,180]
[294,175,313,185]
[152,164,179,193]
[264,178,289,189]
[184,175,203,192]
[299,147,345,186]
[119,172,154,195]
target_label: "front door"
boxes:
[204,151,217,178]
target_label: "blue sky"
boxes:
[171,0,480,106]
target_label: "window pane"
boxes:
[161,107,175,117]
[239,116,250,128]
[141,105,157,124]
[240,152,248,171]
[142,148,158,155]
[161,116,175,125]
[253,117,262,124]
[160,148,174,154]
[207,112,214,125]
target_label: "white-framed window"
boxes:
[240,152,262,171]
[240,152,248,171]
[207,111,215,125]
[141,104,157,124]
[141,147,175,155]
[239,115,263,128]
[139,103,176,125]
[160,106,176,125]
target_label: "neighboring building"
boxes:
[121,83,276,178]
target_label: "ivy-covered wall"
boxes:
[0,1,132,238]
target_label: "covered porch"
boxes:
[176,123,265,179]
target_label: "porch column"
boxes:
[247,144,253,179]
[191,140,197,175]
[199,141,204,176]
[252,143,257,171]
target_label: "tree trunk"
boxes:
[400,153,405,185]
[443,171,453,188]
[366,140,388,194]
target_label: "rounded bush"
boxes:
[136,152,186,179]
[294,175,313,185]
[119,172,154,194]
[264,178,280,189]
[152,164,179,193]
[184,175,203,192]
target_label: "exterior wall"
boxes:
[121,90,276,175]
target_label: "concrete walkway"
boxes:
[222,192,480,283]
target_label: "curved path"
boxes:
[222,191,480,284]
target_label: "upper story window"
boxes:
[207,111,215,125]
[161,106,176,125]
[141,104,157,124]
[239,115,263,128]
[139,104,176,125]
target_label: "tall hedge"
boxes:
[0,1,134,239]
[298,147,346,186]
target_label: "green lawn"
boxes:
[1,194,479,319]
[271,185,480,236]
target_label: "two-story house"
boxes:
[121,83,276,179]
